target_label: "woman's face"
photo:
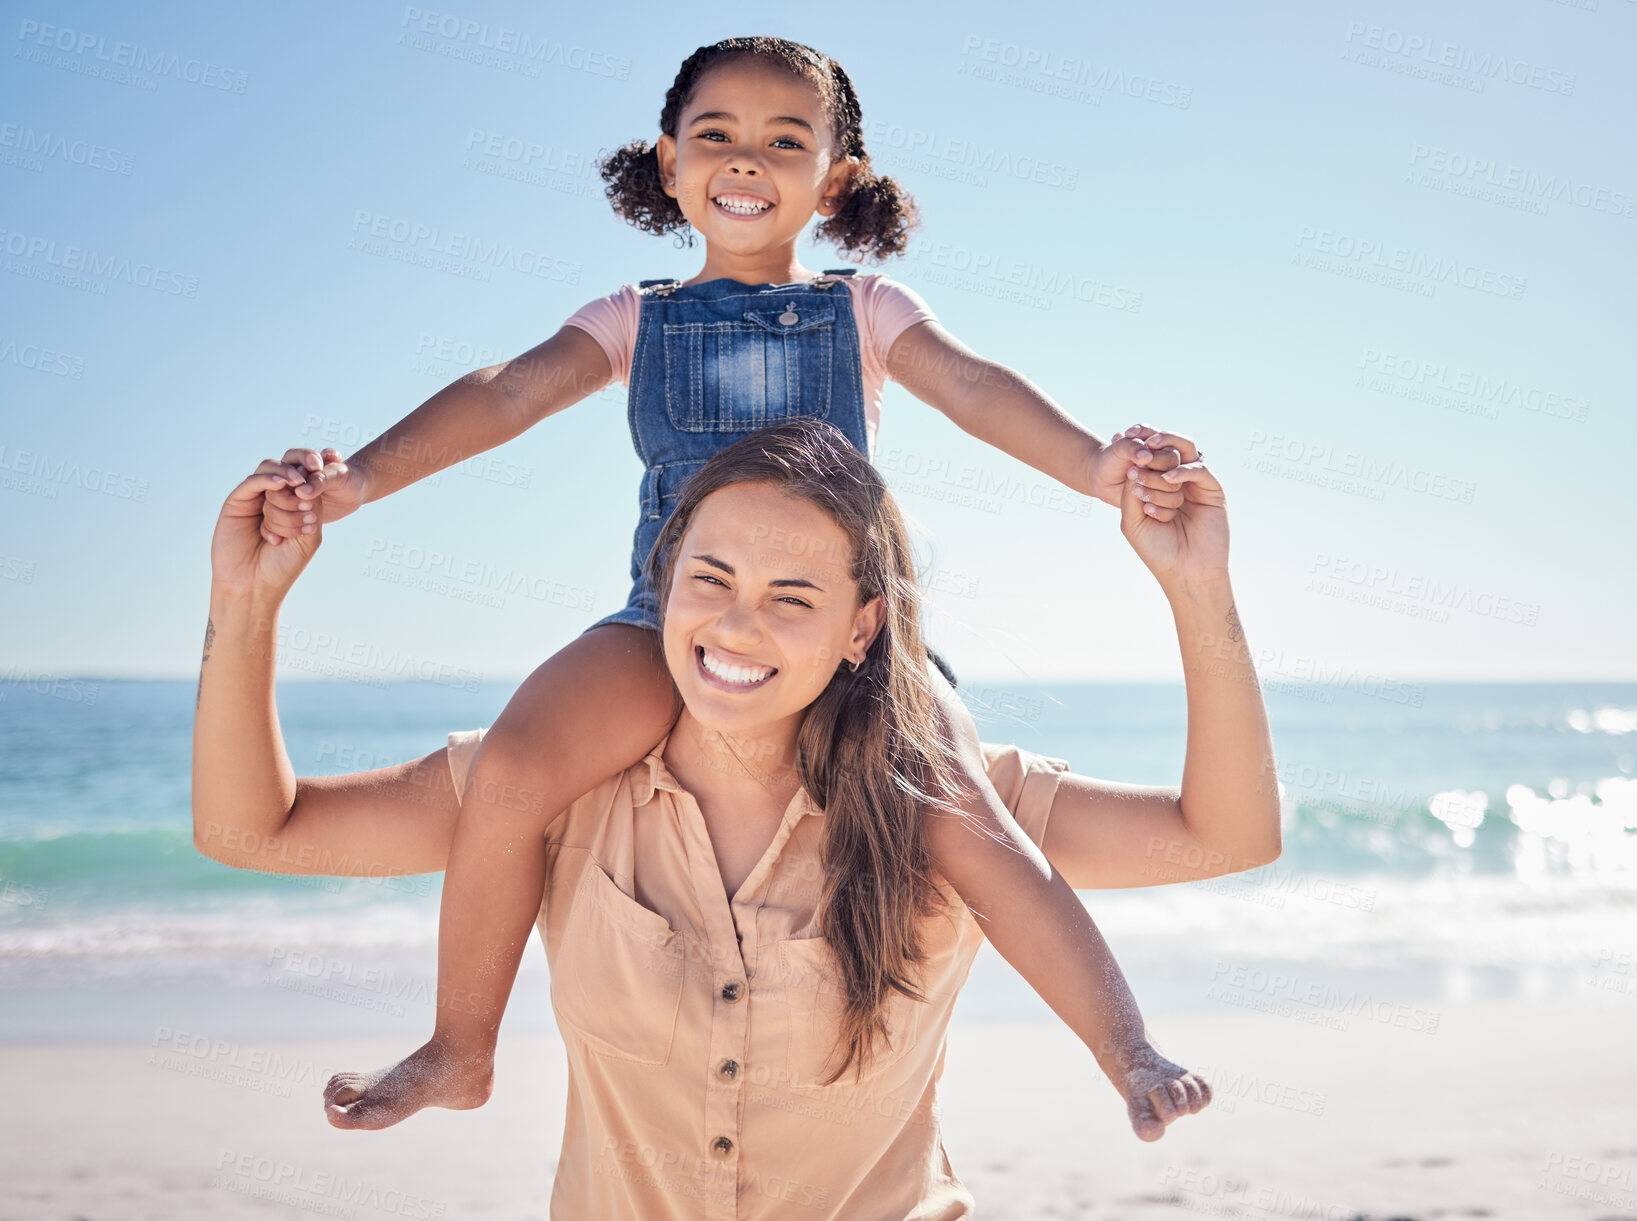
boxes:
[656,57,856,259]
[661,482,883,738]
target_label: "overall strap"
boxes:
[638,278,682,296]
[813,267,858,289]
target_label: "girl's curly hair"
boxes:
[598,36,920,262]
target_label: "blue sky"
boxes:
[2,0,1632,685]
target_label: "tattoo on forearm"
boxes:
[196,616,215,708]
[1225,604,1243,644]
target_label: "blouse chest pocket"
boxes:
[774,936,922,1089]
[661,303,836,434]
[549,864,686,1066]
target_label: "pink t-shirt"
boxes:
[562,274,937,456]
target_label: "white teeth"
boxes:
[714,195,770,215]
[700,648,774,685]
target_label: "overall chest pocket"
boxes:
[549,864,686,1066]
[662,303,837,434]
[774,936,922,1089]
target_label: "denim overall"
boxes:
[587,269,872,634]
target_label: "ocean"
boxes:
[2,678,1633,1044]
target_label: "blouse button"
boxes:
[778,308,799,326]
[721,980,744,1002]
[712,1135,735,1157]
[718,1058,739,1080]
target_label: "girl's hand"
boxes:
[1118,446,1229,593]
[211,462,325,601]
[261,447,364,540]
[1087,424,1200,508]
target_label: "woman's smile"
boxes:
[696,644,778,690]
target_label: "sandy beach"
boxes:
[4,994,1631,1219]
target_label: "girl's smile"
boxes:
[712,191,775,219]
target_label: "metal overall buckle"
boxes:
[810,267,857,290]
[773,268,857,323]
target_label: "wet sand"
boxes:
[1,996,1631,1219]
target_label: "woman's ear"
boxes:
[655,133,678,198]
[848,593,886,664]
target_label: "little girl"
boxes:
[256,37,1203,1131]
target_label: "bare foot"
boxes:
[1115,1044,1211,1141]
[323,1038,494,1130]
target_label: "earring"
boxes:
[844,656,865,674]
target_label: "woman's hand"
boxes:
[210,461,326,601]
[1118,437,1228,593]
[1086,423,1200,508]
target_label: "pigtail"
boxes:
[815,164,921,262]
[813,59,921,262]
[598,140,692,244]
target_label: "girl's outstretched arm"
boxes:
[886,320,1191,509]
[192,462,463,877]
[259,323,615,539]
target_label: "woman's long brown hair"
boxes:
[649,420,968,1084]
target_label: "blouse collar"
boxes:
[627,734,822,821]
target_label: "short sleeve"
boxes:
[560,285,641,385]
[852,274,938,374]
[978,741,1070,848]
[445,728,489,803]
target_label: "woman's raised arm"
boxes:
[1037,432,1282,889]
[191,463,462,878]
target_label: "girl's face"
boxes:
[661,482,883,739]
[656,58,857,263]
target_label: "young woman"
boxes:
[193,421,1278,1218]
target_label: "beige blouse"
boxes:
[445,729,1070,1220]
